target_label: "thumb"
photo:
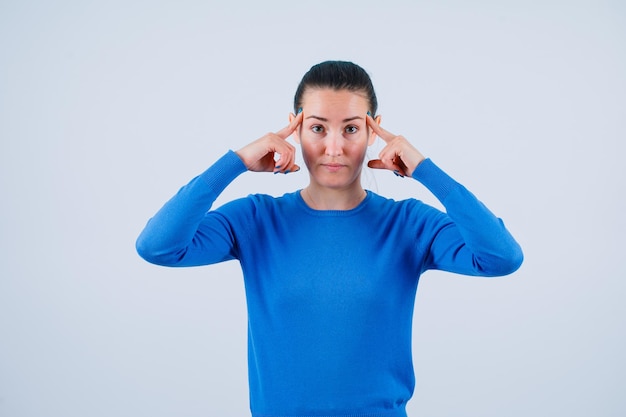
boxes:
[367,159,387,170]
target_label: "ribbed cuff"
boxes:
[411,158,459,202]
[199,150,248,196]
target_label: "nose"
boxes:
[324,132,343,157]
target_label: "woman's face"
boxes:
[292,88,377,191]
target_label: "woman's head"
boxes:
[289,61,380,193]
[294,61,378,117]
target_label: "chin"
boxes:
[312,172,361,190]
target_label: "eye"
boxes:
[345,125,358,134]
[311,125,325,134]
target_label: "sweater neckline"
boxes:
[295,189,372,216]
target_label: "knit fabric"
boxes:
[137,150,523,417]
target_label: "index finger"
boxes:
[366,113,396,143]
[276,110,303,140]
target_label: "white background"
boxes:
[1,1,624,416]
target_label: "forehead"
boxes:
[301,88,369,116]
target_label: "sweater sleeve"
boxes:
[412,159,523,277]
[135,150,249,267]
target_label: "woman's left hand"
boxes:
[366,114,425,177]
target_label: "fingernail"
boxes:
[284,170,291,174]
[274,171,280,175]
[275,165,281,169]
[297,107,303,114]
[367,111,371,116]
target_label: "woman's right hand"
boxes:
[235,111,303,174]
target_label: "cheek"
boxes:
[299,134,324,152]
[298,140,319,163]
[299,130,314,143]
[346,134,370,152]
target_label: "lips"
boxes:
[321,163,345,172]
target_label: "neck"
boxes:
[302,183,367,211]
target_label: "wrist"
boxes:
[407,154,426,177]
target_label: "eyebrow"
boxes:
[305,115,364,123]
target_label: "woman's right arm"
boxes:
[135,151,248,267]
[136,112,303,267]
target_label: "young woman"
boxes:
[136,61,523,417]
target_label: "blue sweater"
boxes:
[136,151,523,417]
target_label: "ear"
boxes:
[368,115,381,146]
[289,112,301,144]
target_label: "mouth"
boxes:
[321,163,346,172]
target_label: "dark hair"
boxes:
[294,61,378,116]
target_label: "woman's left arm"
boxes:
[412,159,523,276]
[366,115,523,277]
